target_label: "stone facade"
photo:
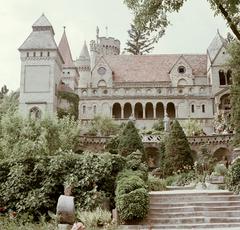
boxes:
[19,15,231,134]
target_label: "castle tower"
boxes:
[75,41,91,88]
[90,27,120,69]
[18,14,64,118]
[58,27,79,90]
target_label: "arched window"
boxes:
[219,70,226,85]
[191,104,195,113]
[98,80,107,88]
[29,107,41,119]
[93,105,97,114]
[83,105,86,114]
[202,104,205,113]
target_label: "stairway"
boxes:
[122,190,240,229]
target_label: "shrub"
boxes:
[115,169,149,222]
[148,174,167,191]
[213,163,228,176]
[116,188,149,221]
[226,158,240,194]
[165,171,196,186]
[77,207,112,228]
[163,120,193,176]
[118,121,144,157]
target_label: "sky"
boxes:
[0,0,230,91]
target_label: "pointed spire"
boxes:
[58,27,75,68]
[79,41,90,59]
[32,14,54,33]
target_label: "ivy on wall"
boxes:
[57,91,79,120]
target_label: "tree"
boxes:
[125,23,155,55]
[124,0,240,41]
[229,42,240,146]
[118,120,144,157]
[163,120,193,176]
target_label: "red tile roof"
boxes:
[105,54,207,83]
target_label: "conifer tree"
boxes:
[118,120,144,157]
[163,120,193,176]
[125,24,155,55]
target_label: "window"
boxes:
[202,105,205,113]
[33,52,36,57]
[40,52,43,57]
[178,66,186,74]
[219,70,226,85]
[47,52,50,57]
[191,104,195,113]
[93,105,97,114]
[27,52,29,57]
[83,105,86,114]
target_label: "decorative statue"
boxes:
[163,113,170,132]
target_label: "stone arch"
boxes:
[156,102,164,119]
[213,147,231,163]
[219,94,230,112]
[112,103,121,119]
[167,102,176,119]
[134,103,143,119]
[98,80,107,88]
[124,103,132,119]
[29,106,41,119]
[145,147,160,169]
[178,78,187,86]
[145,102,154,119]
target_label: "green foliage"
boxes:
[0,114,81,160]
[0,152,124,218]
[57,91,79,120]
[165,171,196,186]
[195,144,216,176]
[213,163,228,176]
[183,119,204,136]
[0,91,19,119]
[125,23,155,55]
[229,42,240,146]
[226,158,240,194]
[124,0,240,41]
[152,119,164,132]
[85,115,119,136]
[118,121,144,157]
[77,208,112,228]
[115,172,148,222]
[163,120,193,176]
[147,174,167,191]
[106,135,120,154]
[0,216,56,230]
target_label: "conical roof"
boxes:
[58,28,75,68]
[19,14,57,51]
[79,41,90,59]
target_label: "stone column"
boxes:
[164,104,167,117]
[143,104,146,119]
[121,105,124,119]
[153,104,157,119]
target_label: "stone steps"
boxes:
[145,190,240,229]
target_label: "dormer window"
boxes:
[178,66,186,74]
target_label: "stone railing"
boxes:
[77,85,212,99]
[79,134,233,145]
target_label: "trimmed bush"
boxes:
[226,158,240,194]
[163,120,193,176]
[116,188,149,221]
[118,121,144,157]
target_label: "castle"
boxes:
[18,14,231,134]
